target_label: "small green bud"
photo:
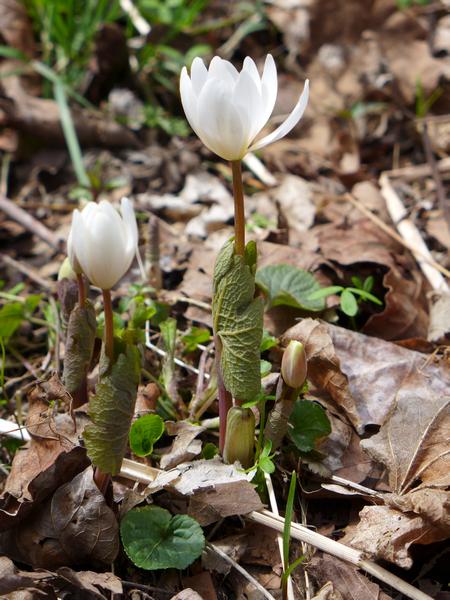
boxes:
[281,340,307,389]
[223,406,255,469]
[58,257,77,281]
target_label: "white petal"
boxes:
[180,67,200,134]
[120,197,138,259]
[190,57,208,95]
[249,79,309,153]
[71,209,91,278]
[242,57,262,93]
[233,70,264,141]
[260,54,277,123]
[68,210,83,274]
[197,78,248,160]
[208,56,238,85]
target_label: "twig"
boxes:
[0,194,63,250]
[383,156,450,180]
[144,320,210,379]
[344,191,450,284]
[265,473,295,600]
[0,254,54,291]
[119,0,150,35]
[207,542,277,600]
[379,174,449,291]
[420,122,450,231]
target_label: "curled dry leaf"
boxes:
[0,555,122,598]
[0,375,89,529]
[0,467,119,568]
[160,421,206,470]
[146,459,262,526]
[309,554,392,600]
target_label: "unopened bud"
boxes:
[281,340,307,389]
[223,406,255,469]
[58,257,77,281]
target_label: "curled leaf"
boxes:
[212,239,263,401]
[83,344,140,475]
[63,301,96,395]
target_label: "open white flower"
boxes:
[68,197,138,290]
[180,54,309,161]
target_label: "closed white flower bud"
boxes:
[68,197,138,290]
[281,340,307,389]
[180,54,309,161]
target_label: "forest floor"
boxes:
[0,0,449,599]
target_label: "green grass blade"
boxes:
[283,470,297,572]
[53,80,90,189]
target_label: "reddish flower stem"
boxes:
[102,289,114,361]
[231,160,245,256]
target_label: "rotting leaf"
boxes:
[361,388,449,494]
[212,239,264,402]
[83,343,140,475]
[121,505,205,570]
[160,421,205,470]
[256,264,325,312]
[0,467,119,569]
[0,375,89,529]
[63,301,96,395]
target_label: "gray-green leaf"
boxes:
[256,264,325,311]
[340,289,358,316]
[84,344,140,475]
[212,239,263,402]
[63,301,96,394]
[120,506,205,570]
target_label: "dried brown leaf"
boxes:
[160,421,206,470]
[1,467,119,568]
[309,554,392,600]
[0,376,89,529]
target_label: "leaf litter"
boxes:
[1,0,450,597]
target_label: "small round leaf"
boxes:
[121,506,205,570]
[129,414,165,457]
[289,400,331,453]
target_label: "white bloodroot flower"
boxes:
[68,197,138,290]
[180,54,309,161]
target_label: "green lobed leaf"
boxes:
[129,414,165,457]
[212,239,263,401]
[256,264,325,312]
[120,506,205,570]
[83,344,140,475]
[288,399,331,453]
[62,301,96,394]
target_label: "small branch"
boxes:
[420,122,450,231]
[231,160,246,256]
[0,194,62,250]
[0,254,53,291]
[207,542,276,600]
[378,175,449,290]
